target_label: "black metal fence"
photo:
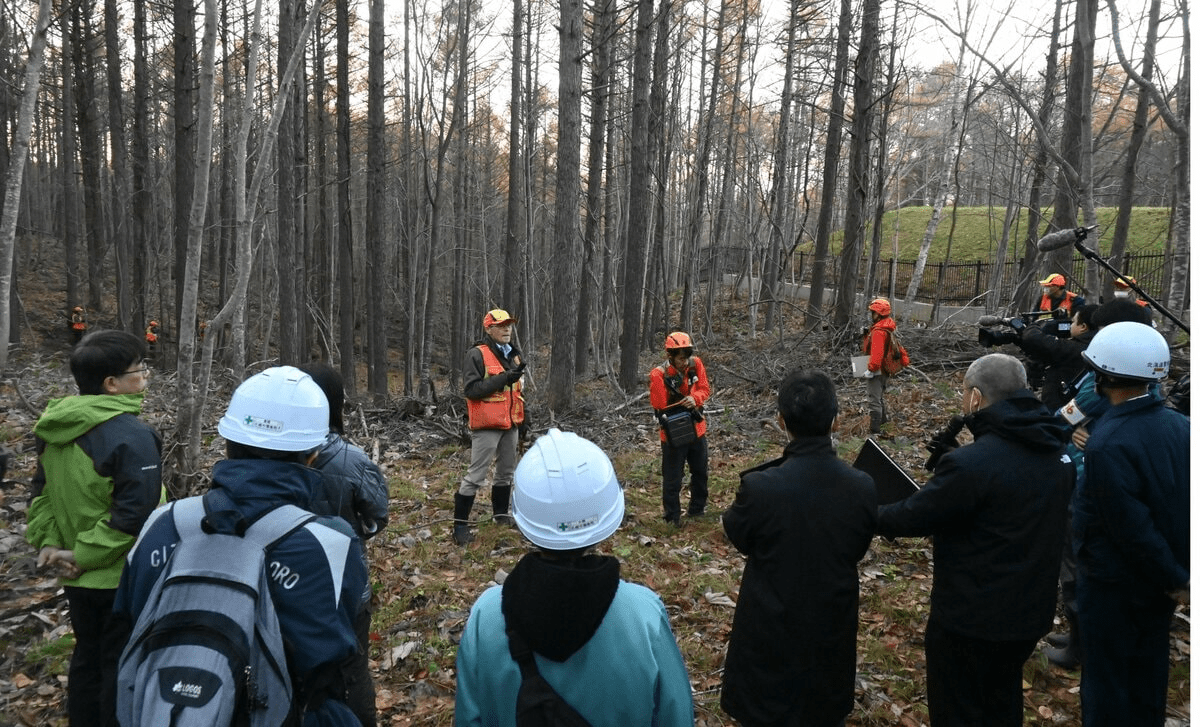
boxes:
[704,247,1178,307]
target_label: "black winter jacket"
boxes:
[721,436,877,726]
[876,392,1073,641]
[1016,325,1094,410]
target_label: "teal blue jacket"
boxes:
[454,557,694,727]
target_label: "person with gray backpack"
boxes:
[114,366,368,726]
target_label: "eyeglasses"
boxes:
[118,366,151,378]
[670,348,693,358]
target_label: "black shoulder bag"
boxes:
[506,628,594,727]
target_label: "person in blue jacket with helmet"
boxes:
[454,428,694,727]
[115,366,367,726]
[1073,323,1189,727]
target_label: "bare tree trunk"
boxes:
[617,0,655,391]
[104,0,132,329]
[1105,0,1189,337]
[173,0,196,338]
[762,0,799,333]
[680,0,724,331]
[71,0,106,312]
[131,0,151,338]
[576,0,613,376]
[0,0,52,374]
[276,0,303,364]
[1105,0,1160,301]
[174,0,219,491]
[62,16,82,316]
[865,2,900,302]
[548,0,583,409]
[833,0,880,326]
[366,0,387,402]
[504,0,525,315]
[336,0,355,396]
[804,0,851,327]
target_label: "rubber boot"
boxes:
[870,411,882,435]
[452,493,475,545]
[491,486,515,527]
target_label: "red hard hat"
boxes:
[664,332,693,350]
[149,320,158,327]
[868,298,891,316]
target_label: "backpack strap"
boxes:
[243,505,317,551]
[506,628,539,680]
[171,496,315,549]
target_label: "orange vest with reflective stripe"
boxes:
[466,345,525,430]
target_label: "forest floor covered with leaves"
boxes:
[0,295,1190,726]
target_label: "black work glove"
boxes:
[1008,317,1026,332]
[519,421,531,441]
[503,370,523,386]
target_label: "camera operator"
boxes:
[1012,305,1098,411]
[978,307,1084,404]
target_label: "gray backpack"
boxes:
[117,496,314,727]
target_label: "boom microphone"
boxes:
[1036,228,1082,252]
[1036,225,1099,252]
[977,315,1007,327]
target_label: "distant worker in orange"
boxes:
[198,320,209,341]
[1037,274,1085,316]
[69,306,87,344]
[1111,276,1149,307]
[861,298,909,436]
[144,321,158,352]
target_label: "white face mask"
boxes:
[1113,289,1132,299]
[1042,287,1054,296]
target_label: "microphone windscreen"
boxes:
[1037,228,1080,252]
[977,315,1006,327]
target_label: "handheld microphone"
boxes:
[1036,225,1098,252]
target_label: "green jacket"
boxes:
[26,393,164,589]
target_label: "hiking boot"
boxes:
[870,412,882,435]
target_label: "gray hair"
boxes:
[964,353,1028,405]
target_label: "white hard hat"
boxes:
[512,428,624,550]
[218,366,330,451]
[1082,321,1170,382]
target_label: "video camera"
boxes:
[977,308,1072,347]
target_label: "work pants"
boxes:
[458,427,518,497]
[1076,572,1176,727]
[65,586,128,727]
[924,618,1037,727]
[661,435,708,522]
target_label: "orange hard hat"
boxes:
[73,306,83,313]
[1113,276,1136,289]
[1039,273,1066,287]
[149,320,158,327]
[664,332,693,350]
[868,298,892,316]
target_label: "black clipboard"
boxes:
[853,439,919,505]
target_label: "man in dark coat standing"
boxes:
[720,370,877,727]
[876,353,1074,727]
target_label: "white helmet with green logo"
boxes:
[1082,321,1170,382]
[513,428,624,550]
[218,366,329,451]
